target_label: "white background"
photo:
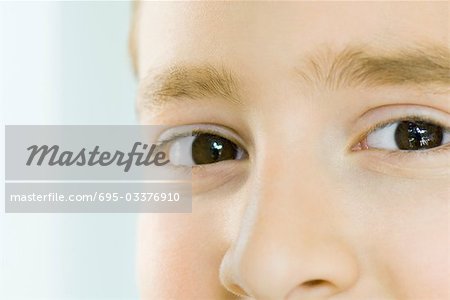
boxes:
[1,1,139,299]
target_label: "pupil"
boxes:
[394,121,443,150]
[192,133,238,164]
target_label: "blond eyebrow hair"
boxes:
[140,64,241,106]
[297,44,450,91]
[138,44,450,108]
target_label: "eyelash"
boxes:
[354,114,450,152]
[158,128,244,150]
[158,114,450,167]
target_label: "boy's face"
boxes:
[136,2,449,299]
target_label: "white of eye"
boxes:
[366,122,450,150]
[366,123,398,150]
[445,132,450,144]
[168,136,196,166]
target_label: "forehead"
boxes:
[136,2,448,79]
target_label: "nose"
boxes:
[219,153,359,299]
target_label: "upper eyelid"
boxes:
[355,103,450,121]
[365,115,450,138]
[157,124,247,150]
[156,132,191,149]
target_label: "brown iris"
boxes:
[192,133,240,165]
[395,121,443,150]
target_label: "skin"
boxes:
[135,2,450,299]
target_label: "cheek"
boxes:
[137,196,242,299]
[373,180,450,298]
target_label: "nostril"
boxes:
[302,279,329,287]
[287,279,337,299]
[301,279,334,289]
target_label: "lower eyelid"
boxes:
[351,147,450,179]
[191,160,249,193]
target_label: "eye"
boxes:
[161,129,247,167]
[354,119,450,151]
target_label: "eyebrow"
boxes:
[139,64,241,107]
[297,44,450,91]
[139,44,450,108]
